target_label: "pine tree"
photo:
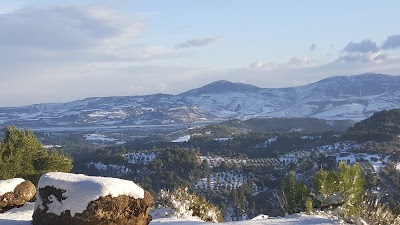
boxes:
[282,171,310,214]
[0,126,73,183]
[313,162,364,214]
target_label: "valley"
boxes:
[22,108,400,221]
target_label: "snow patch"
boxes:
[214,138,231,141]
[87,162,131,175]
[396,163,400,171]
[0,205,342,225]
[84,133,115,142]
[250,214,269,220]
[125,152,157,164]
[171,135,191,143]
[43,145,62,149]
[0,202,34,224]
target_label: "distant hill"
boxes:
[344,108,400,142]
[0,73,400,128]
[180,80,261,95]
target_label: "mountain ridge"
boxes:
[0,73,399,128]
[179,80,262,96]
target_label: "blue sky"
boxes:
[0,0,400,106]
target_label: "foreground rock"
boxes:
[32,172,153,225]
[0,178,36,211]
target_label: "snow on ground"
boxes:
[277,141,391,173]
[334,152,389,173]
[314,142,358,153]
[0,178,25,196]
[200,156,246,168]
[36,172,144,216]
[255,136,277,148]
[88,110,128,119]
[195,171,248,190]
[362,154,389,173]
[42,144,62,149]
[312,103,366,120]
[301,136,321,140]
[171,135,191,143]
[200,156,280,169]
[151,213,341,225]
[290,128,303,132]
[214,138,231,141]
[267,136,277,144]
[0,205,342,225]
[279,151,310,164]
[0,202,34,225]
[336,153,356,164]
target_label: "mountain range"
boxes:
[1,73,399,128]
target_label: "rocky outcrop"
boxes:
[32,172,154,225]
[0,180,36,211]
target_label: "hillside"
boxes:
[0,73,399,129]
[219,118,354,133]
[344,108,400,141]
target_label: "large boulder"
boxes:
[0,178,36,211]
[32,172,154,225]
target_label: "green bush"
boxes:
[282,171,310,214]
[313,162,365,215]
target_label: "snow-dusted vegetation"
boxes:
[86,162,131,176]
[195,171,248,191]
[125,151,158,164]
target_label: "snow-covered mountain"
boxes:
[1,73,399,128]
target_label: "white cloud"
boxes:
[176,37,223,48]
[249,60,266,69]
[289,56,310,65]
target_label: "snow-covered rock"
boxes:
[0,179,36,210]
[33,172,153,225]
[34,172,144,216]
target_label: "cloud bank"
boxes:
[343,40,379,53]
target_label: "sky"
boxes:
[1,0,400,106]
